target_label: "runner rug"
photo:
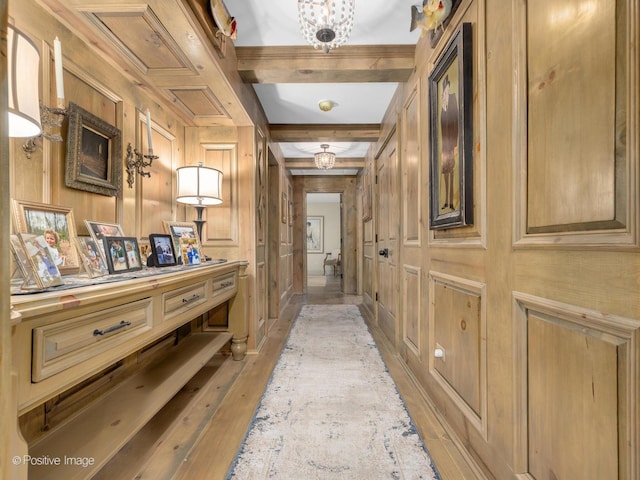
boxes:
[226,304,441,479]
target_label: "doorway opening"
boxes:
[306,192,342,294]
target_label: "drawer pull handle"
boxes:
[220,281,233,288]
[93,321,131,337]
[182,294,200,304]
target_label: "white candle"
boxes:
[54,37,65,106]
[146,109,153,154]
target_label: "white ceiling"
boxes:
[230,0,422,164]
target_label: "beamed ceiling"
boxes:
[39,0,422,173]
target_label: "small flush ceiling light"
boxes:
[7,25,42,138]
[314,144,336,170]
[298,0,355,53]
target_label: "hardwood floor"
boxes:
[102,275,486,479]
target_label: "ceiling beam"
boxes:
[236,45,415,84]
[270,124,380,142]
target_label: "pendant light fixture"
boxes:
[314,144,336,170]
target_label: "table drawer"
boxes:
[212,272,236,299]
[162,281,208,322]
[32,298,153,382]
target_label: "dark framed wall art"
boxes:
[65,102,122,197]
[428,22,473,230]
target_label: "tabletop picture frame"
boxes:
[65,102,122,197]
[11,199,81,275]
[103,236,142,273]
[428,22,474,230]
[74,236,109,278]
[149,233,178,267]
[162,221,202,261]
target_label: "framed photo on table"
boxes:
[10,234,43,289]
[11,199,80,275]
[149,233,178,267]
[85,220,124,258]
[18,233,64,288]
[162,221,202,261]
[428,22,474,230]
[74,236,109,278]
[103,236,142,273]
[65,102,122,197]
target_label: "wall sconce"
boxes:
[126,143,158,188]
[9,27,67,158]
[8,24,42,139]
[176,162,223,242]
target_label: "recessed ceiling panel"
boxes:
[85,7,196,76]
[170,88,229,119]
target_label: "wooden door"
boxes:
[376,133,399,345]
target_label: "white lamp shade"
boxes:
[8,25,42,138]
[176,164,223,205]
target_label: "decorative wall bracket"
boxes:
[22,104,67,159]
[126,142,158,188]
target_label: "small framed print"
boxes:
[103,236,142,273]
[162,221,202,260]
[149,233,178,267]
[10,234,42,289]
[138,240,152,266]
[85,220,125,258]
[74,236,109,278]
[11,199,81,275]
[179,236,201,265]
[18,233,64,288]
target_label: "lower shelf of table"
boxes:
[28,331,233,480]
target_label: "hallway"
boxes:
[172,286,484,479]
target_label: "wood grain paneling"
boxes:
[514,0,637,245]
[169,88,228,120]
[201,144,238,246]
[513,292,640,479]
[403,88,421,245]
[402,265,421,356]
[429,271,486,437]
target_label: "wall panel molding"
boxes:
[428,271,487,439]
[513,0,639,249]
[513,291,640,479]
[402,265,421,357]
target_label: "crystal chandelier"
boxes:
[314,144,336,170]
[298,0,356,53]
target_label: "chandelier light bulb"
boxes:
[314,144,336,170]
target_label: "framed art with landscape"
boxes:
[428,22,473,230]
[65,102,122,197]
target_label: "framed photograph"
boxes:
[149,233,178,267]
[138,240,152,266]
[18,233,64,288]
[74,236,109,278]
[10,234,43,289]
[162,221,202,260]
[103,236,142,273]
[85,220,124,258]
[65,102,122,197]
[11,199,81,275]
[428,22,473,230]
[306,216,324,253]
[179,236,202,265]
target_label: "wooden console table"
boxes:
[9,260,249,480]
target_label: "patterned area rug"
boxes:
[227,304,440,479]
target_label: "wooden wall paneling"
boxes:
[429,271,487,438]
[201,143,238,246]
[138,110,176,239]
[255,261,266,348]
[514,0,638,247]
[402,265,421,357]
[513,292,640,479]
[402,87,421,245]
